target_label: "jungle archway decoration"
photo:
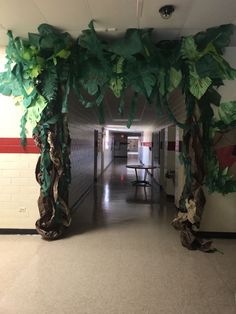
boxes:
[0,21,236,250]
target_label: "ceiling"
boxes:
[0,0,236,46]
[0,0,236,132]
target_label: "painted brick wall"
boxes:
[68,93,113,208]
[68,93,98,207]
[0,94,39,229]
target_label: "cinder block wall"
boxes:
[68,93,113,208]
[0,93,40,229]
[0,46,112,228]
[68,93,98,207]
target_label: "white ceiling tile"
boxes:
[0,0,46,38]
[34,0,91,31]
[184,0,236,28]
[88,0,138,31]
[140,0,195,29]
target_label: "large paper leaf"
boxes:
[180,36,200,61]
[79,21,109,74]
[40,66,58,102]
[109,57,125,97]
[168,67,182,92]
[194,24,234,52]
[109,29,143,57]
[126,61,156,98]
[127,92,138,128]
[27,95,47,128]
[205,157,236,194]
[189,66,212,99]
[109,77,124,98]
[218,101,236,125]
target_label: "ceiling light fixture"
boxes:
[136,0,144,18]
[159,5,175,19]
[94,27,117,32]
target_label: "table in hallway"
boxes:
[126,164,157,187]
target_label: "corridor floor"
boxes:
[0,157,236,314]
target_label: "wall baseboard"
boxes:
[0,228,38,235]
[197,231,236,239]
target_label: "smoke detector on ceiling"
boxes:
[159,5,175,19]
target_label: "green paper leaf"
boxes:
[97,101,104,124]
[189,65,212,99]
[20,111,27,146]
[27,95,47,128]
[127,92,138,128]
[180,36,200,61]
[168,67,182,92]
[109,77,123,98]
[118,94,125,115]
[40,66,58,102]
[194,24,234,52]
[61,75,71,113]
[30,64,42,78]
[28,33,41,47]
[87,80,98,96]
[109,29,143,57]
[0,84,12,96]
[56,49,71,59]
[218,101,236,125]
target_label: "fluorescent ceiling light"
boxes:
[112,119,140,122]
[128,136,140,139]
[94,27,117,32]
[136,0,144,18]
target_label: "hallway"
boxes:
[0,158,236,314]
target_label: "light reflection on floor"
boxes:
[0,156,236,314]
[70,155,175,232]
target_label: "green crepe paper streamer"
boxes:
[20,112,27,146]
[98,101,105,124]
[127,92,138,128]
[61,75,71,113]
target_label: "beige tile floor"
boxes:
[0,157,236,314]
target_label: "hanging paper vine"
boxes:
[0,21,235,248]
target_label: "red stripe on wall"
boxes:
[0,138,40,154]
